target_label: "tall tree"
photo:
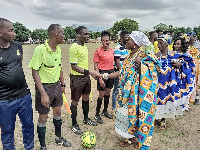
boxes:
[31,28,48,43]
[110,18,139,40]
[64,26,76,40]
[13,22,31,43]
[153,23,174,31]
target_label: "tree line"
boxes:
[13,18,200,43]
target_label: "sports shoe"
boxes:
[55,136,71,147]
[101,111,113,119]
[94,115,104,124]
[40,147,47,150]
[71,124,83,135]
[83,118,98,126]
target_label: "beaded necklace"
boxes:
[121,48,141,79]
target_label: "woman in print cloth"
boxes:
[154,34,193,129]
[187,31,200,105]
[100,31,161,149]
[173,35,195,112]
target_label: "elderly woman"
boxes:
[100,31,160,149]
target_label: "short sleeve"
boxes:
[93,49,100,63]
[114,45,121,59]
[29,46,44,70]
[69,45,78,64]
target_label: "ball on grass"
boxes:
[81,132,96,148]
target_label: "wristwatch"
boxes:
[61,83,66,87]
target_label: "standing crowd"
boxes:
[0,17,199,150]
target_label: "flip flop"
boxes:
[120,137,138,147]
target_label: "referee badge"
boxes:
[17,50,20,56]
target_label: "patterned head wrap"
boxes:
[187,31,196,36]
[181,34,190,42]
[129,31,151,47]
[158,34,172,45]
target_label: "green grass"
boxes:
[10,43,200,150]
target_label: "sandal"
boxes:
[120,137,138,147]
[159,119,166,130]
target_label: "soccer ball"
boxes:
[81,132,96,148]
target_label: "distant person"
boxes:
[187,31,200,105]
[149,31,159,53]
[93,31,114,123]
[111,30,129,117]
[68,26,99,135]
[29,24,71,149]
[0,18,34,149]
[176,32,184,38]
[156,29,163,37]
[169,30,175,39]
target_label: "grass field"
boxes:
[12,43,200,150]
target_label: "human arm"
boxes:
[71,64,99,79]
[60,69,65,93]
[115,58,121,70]
[32,69,49,108]
[94,62,105,87]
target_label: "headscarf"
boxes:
[187,31,196,36]
[129,31,151,47]
[158,34,172,45]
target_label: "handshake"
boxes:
[89,71,103,80]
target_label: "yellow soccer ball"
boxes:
[81,132,96,148]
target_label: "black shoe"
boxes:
[55,136,71,147]
[40,147,47,150]
[101,111,113,119]
[83,118,98,126]
[94,115,104,124]
[71,124,83,135]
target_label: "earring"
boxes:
[133,45,136,49]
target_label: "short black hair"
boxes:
[101,30,111,39]
[149,31,156,37]
[156,29,163,33]
[0,18,11,30]
[169,30,174,34]
[47,24,61,36]
[120,30,129,37]
[173,37,188,53]
[76,26,87,34]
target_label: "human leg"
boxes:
[52,107,71,147]
[18,93,34,150]
[0,100,18,150]
[102,88,113,119]
[112,77,119,110]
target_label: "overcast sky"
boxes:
[1,0,200,32]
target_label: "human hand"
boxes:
[41,92,50,108]
[61,87,65,94]
[99,78,105,88]
[90,71,100,80]
[172,61,182,68]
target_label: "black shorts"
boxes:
[35,81,63,115]
[70,74,91,101]
[97,69,114,91]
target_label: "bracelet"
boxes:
[83,69,89,75]
[103,73,108,80]
[61,83,66,87]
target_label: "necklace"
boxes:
[121,48,141,79]
[159,49,169,69]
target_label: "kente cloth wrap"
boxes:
[117,51,160,150]
[188,46,200,102]
[155,52,195,119]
